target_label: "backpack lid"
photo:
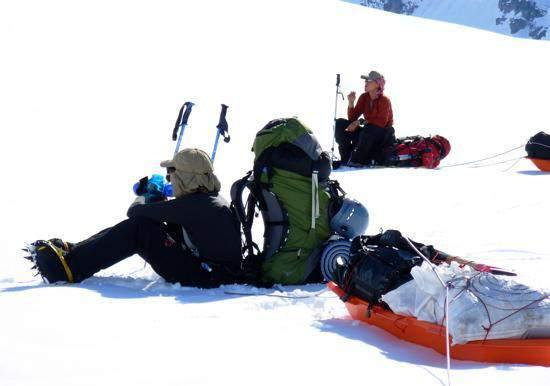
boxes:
[252,118,324,162]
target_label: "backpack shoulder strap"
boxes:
[327,179,347,217]
[230,172,290,276]
[258,189,289,260]
[230,172,259,259]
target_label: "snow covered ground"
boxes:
[1,0,549,385]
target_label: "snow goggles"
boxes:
[165,167,176,182]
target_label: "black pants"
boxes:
[334,118,395,165]
[66,217,236,288]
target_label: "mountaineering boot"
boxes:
[348,146,367,166]
[332,160,342,170]
[24,240,75,284]
[48,238,74,253]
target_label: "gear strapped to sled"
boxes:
[526,131,550,160]
[231,118,342,285]
[382,135,451,169]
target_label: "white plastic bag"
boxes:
[382,262,550,344]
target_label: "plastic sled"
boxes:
[328,281,550,366]
[528,157,550,172]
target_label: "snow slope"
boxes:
[1,0,549,385]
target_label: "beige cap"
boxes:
[160,148,214,174]
[161,148,220,197]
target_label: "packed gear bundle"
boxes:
[329,230,550,366]
[526,131,550,171]
[230,118,368,286]
[333,230,424,304]
[381,135,451,169]
[332,229,514,305]
[525,131,550,159]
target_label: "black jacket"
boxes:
[127,192,242,266]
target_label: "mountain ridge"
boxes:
[347,0,549,40]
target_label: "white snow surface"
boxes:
[1,1,549,385]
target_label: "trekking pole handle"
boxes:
[336,74,344,100]
[180,101,195,127]
[172,103,185,141]
[171,101,194,141]
[216,104,230,143]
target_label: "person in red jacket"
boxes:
[335,71,396,166]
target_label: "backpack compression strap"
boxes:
[311,170,319,229]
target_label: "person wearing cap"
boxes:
[335,71,395,166]
[26,148,244,288]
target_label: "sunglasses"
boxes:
[166,167,176,182]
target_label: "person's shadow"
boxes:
[315,316,520,381]
[1,276,326,305]
[3,277,524,382]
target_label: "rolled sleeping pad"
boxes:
[320,238,352,282]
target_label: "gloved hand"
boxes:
[129,195,146,210]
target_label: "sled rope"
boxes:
[502,157,524,172]
[527,141,550,150]
[468,156,524,169]
[439,145,523,169]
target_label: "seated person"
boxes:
[25,148,243,288]
[335,71,395,166]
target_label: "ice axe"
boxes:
[407,239,517,277]
[211,104,230,163]
[440,255,517,276]
[382,230,517,277]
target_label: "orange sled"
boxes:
[528,157,550,172]
[328,282,550,366]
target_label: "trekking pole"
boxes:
[211,104,230,163]
[132,102,194,199]
[331,74,344,160]
[172,101,195,157]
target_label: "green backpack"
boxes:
[231,118,344,286]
